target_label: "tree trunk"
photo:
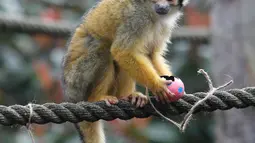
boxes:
[211,0,255,143]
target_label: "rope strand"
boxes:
[0,87,254,126]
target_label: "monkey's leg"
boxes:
[114,68,148,108]
[77,63,116,143]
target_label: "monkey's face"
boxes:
[151,0,189,16]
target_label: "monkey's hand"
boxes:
[152,77,175,104]
[123,92,148,108]
[99,95,119,106]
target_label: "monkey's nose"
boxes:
[155,4,170,15]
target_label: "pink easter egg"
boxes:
[167,77,185,102]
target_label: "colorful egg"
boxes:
[167,77,185,102]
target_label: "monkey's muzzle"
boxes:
[155,4,170,15]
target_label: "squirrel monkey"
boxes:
[61,0,189,142]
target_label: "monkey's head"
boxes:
[151,0,189,16]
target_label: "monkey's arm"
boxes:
[111,47,161,91]
[110,37,171,95]
[151,51,173,76]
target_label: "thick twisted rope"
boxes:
[0,87,254,126]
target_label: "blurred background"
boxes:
[0,0,254,143]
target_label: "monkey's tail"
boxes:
[75,121,106,143]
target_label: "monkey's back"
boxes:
[61,0,126,101]
[62,0,157,102]
[83,0,131,41]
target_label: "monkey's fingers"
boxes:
[152,91,161,102]
[163,86,172,97]
[168,91,176,98]
[104,99,118,106]
[140,97,148,107]
[156,92,166,104]
[154,89,173,104]
[131,96,137,105]
[162,91,170,103]
[137,94,148,107]
[104,100,112,106]
[164,80,173,85]
[127,92,148,108]
[136,96,142,107]
[102,96,119,106]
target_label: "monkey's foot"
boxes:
[124,92,148,108]
[100,95,119,106]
